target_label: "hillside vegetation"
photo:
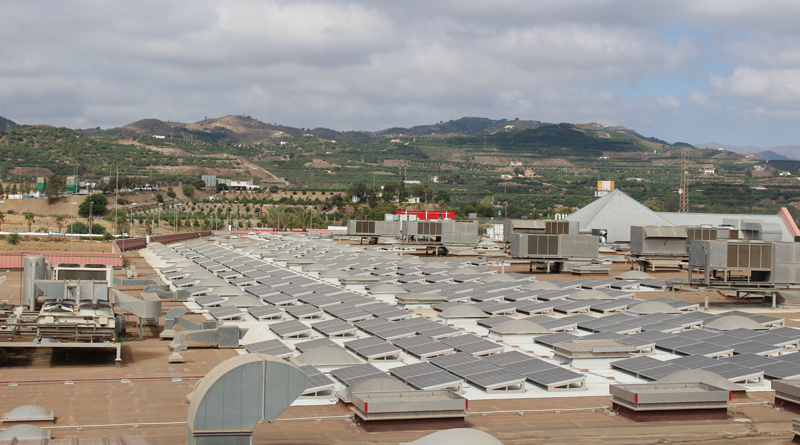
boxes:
[3,115,799,221]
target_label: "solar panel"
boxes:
[405,370,464,390]
[295,337,340,353]
[440,334,483,347]
[208,306,244,320]
[671,343,734,358]
[330,363,388,386]
[665,355,719,369]
[389,362,441,380]
[465,369,526,389]
[730,341,783,356]
[638,364,688,380]
[701,363,763,381]
[244,339,293,358]
[372,326,419,341]
[514,301,557,315]
[345,337,401,359]
[247,304,283,320]
[477,315,514,328]
[445,360,502,377]
[416,324,461,339]
[534,332,578,347]
[297,365,336,390]
[429,352,481,369]
[194,295,226,307]
[285,304,324,319]
[503,358,560,375]
[611,356,667,374]
[269,320,312,338]
[655,336,700,351]
[482,351,536,367]
[262,293,298,306]
[525,367,585,387]
[311,319,357,337]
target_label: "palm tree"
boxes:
[55,216,64,233]
[24,212,35,232]
[0,211,5,232]
[298,208,314,232]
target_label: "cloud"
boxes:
[0,1,799,146]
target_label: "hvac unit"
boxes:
[545,220,580,235]
[510,234,599,259]
[503,219,546,242]
[629,226,688,256]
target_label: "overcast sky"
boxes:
[2,1,800,147]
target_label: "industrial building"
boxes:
[2,224,800,443]
[567,189,800,244]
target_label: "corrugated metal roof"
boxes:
[566,190,674,243]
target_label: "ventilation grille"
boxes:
[727,243,772,269]
[688,228,717,241]
[355,221,376,234]
[527,234,559,256]
[418,222,442,236]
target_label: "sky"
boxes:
[2,1,800,147]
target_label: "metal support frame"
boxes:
[0,341,122,362]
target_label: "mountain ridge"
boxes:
[696,142,800,161]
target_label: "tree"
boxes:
[7,233,21,245]
[24,212,35,232]
[192,178,206,189]
[78,194,108,217]
[505,203,524,218]
[182,184,194,197]
[434,190,451,205]
[346,181,368,200]
[43,174,67,204]
[166,187,177,199]
[0,212,4,232]
[298,208,314,231]
[513,167,524,176]
[117,197,125,205]
[55,216,64,233]
[155,194,164,204]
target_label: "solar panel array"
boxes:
[161,233,800,397]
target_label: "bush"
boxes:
[7,233,21,245]
[191,178,206,189]
[166,187,177,199]
[155,194,164,203]
[117,197,125,205]
[182,185,194,197]
[6,210,13,214]
[101,232,113,241]
[67,221,89,234]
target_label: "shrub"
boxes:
[7,233,21,245]
[155,194,164,203]
[182,185,194,197]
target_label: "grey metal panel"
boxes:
[565,190,675,243]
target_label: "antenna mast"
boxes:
[680,147,689,213]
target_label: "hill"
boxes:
[696,142,800,161]
[0,125,279,185]
[0,115,16,131]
